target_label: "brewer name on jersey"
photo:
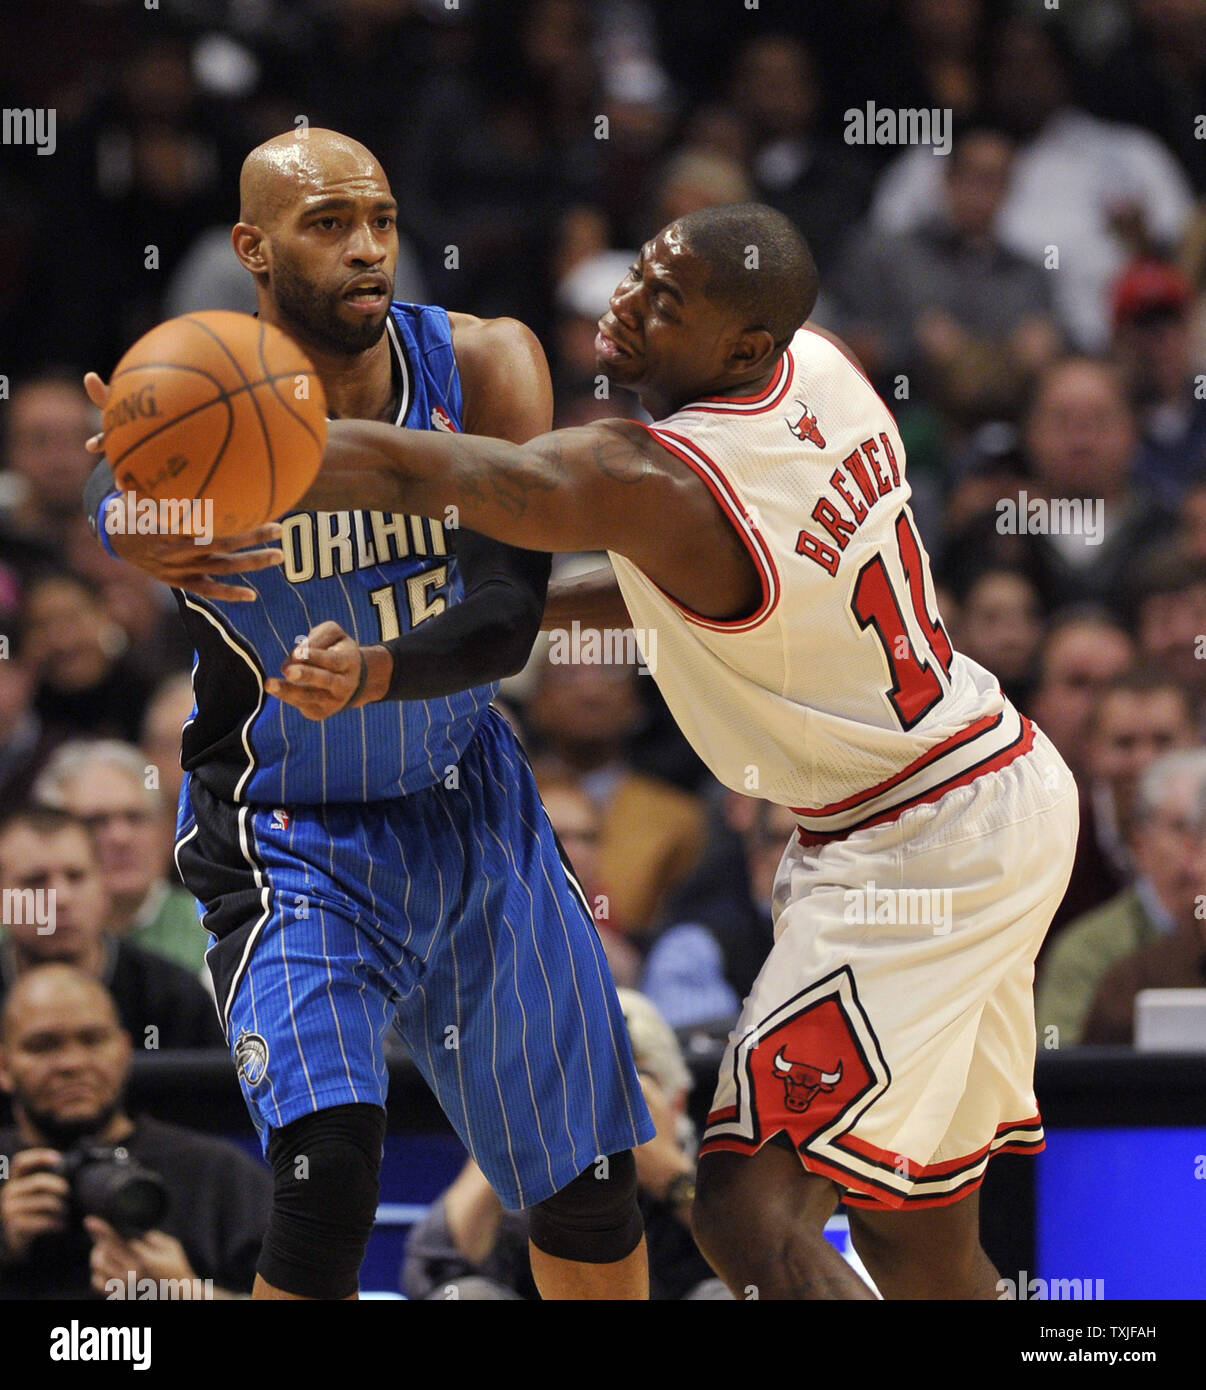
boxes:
[278,509,447,583]
[793,430,903,577]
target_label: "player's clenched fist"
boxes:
[0,1148,70,1262]
[266,620,393,719]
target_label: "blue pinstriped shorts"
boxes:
[176,707,653,1208]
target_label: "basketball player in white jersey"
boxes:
[281,202,1079,1299]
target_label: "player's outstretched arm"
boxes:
[302,414,669,557]
[302,412,760,620]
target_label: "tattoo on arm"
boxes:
[591,429,649,484]
[451,433,562,520]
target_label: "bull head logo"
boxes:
[788,402,826,448]
[773,1048,842,1113]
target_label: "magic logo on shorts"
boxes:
[234,1030,269,1086]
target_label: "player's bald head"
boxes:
[238,129,390,228]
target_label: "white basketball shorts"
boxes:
[699,719,1078,1210]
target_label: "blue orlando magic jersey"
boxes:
[178,303,494,805]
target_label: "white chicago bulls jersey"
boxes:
[609,326,1032,839]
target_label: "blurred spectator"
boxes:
[1054,668,1199,941]
[394,0,602,335]
[1082,901,1206,1044]
[62,526,193,689]
[23,25,251,372]
[1090,668,1199,861]
[0,611,69,809]
[1110,259,1206,508]
[723,34,874,276]
[34,742,206,975]
[870,15,1194,351]
[1129,543,1206,719]
[402,987,723,1301]
[534,772,641,985]
[0,373,96,581]
[0,807,222,1050]
[1038,748,1206,1047]
[19,570,153,744]
[942,358,1172,614]
[641,795,791,1031]
[831,123,1059,418]
[950,567,1044,710]
[887,0,994,123]
[1029,609,1136,782]
[648,146,753,232]
[1179,471,1206,566]
[551,250,643,426]
[1078,761,1206,1045]
[1086,0,1206,194]
[524,655,706,935]
[140,673,196,821]
[0,964,268,1298]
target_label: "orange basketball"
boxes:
[102,311,327,537]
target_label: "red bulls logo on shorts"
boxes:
[788,402,826,448]
[748,994,870,1142]
[772,1049,843,1113]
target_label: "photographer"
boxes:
[0,964,269,1298]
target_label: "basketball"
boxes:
[101,311,327,537]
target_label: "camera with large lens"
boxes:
[52,1144,169,1238]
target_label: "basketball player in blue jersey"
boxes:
[81,129,653,1300]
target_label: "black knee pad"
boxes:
[527,1150,643,1264]
[257,1102,385,1299]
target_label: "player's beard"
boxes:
[271,256,390,356]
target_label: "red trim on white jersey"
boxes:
[794,710,1005,819]
[789,707,1034,842]
[640,425,781,631]
[682,348,796,415]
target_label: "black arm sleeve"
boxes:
[83,456,115,534]
[381,527,550,701]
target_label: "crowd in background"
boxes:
[2,0,1206,1297]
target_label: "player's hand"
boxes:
[85,1217,196,1294]
[96,506,285,602]
[265,620,392,719]
[83,370,285,602]
[0,1149,70,1262]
